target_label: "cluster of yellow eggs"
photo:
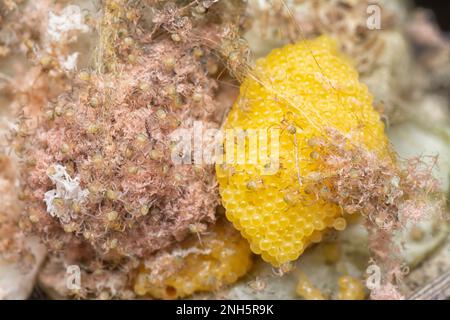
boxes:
[217,36,389,266]
[337,276,366,300]
[296,273,366,300]
[134,221,253,299]
[296,272,326,300]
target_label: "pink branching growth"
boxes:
[18,38,221,260]
[305,128,445,300]
[9,0,247,299]
[15,0,246,269]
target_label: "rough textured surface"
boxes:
[0,0,449,300]
[19,39,220,260]
[13,0,247,299]
[15,0,248,265]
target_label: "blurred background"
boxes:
[415,1,450,31]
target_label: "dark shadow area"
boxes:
[415,0,450,31]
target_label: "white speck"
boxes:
[47,5,88,42]
[44,164,89,219]
[59,52,80,71]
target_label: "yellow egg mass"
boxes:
[216,35,390,266]
[134,221,253,299]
